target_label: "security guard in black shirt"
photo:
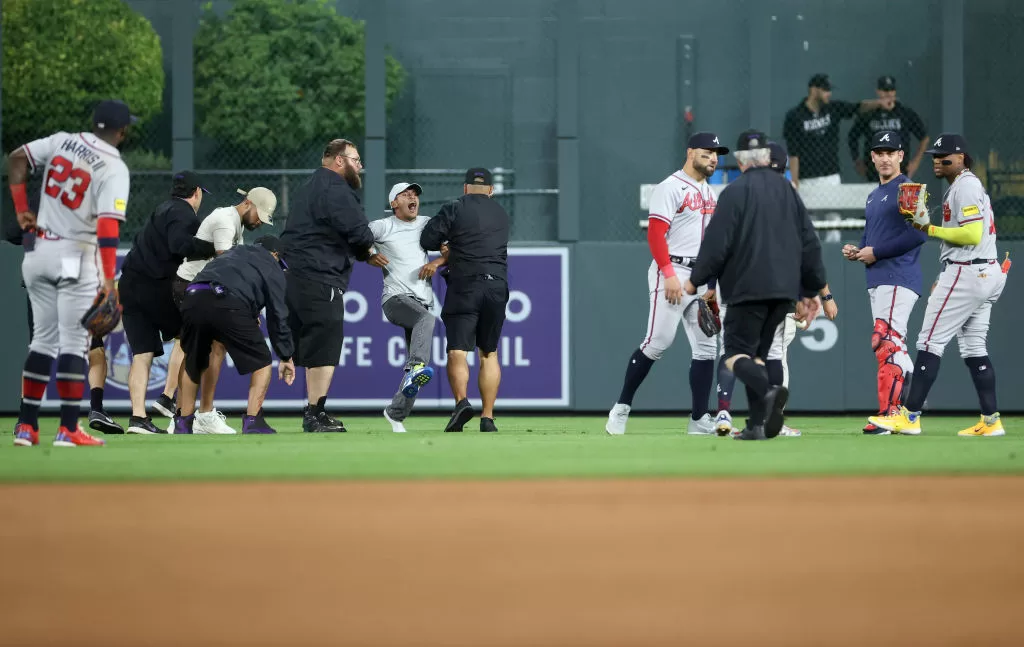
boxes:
[280,138,376,433]
[120,170,216,434]
[687,130,827,440]
[421,167,510,433]
[175,236,295,435]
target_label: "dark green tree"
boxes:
[1,0,164,152]
[195,0,406,168]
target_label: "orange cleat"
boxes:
[13,423,39,447]
[53,425,106,447]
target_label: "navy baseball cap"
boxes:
[255,235,288,270]
[687,132,729,155]
[93,100,138,130]
[465,167,493,185]
[926,133,968,156]
[767,141,788,171]
[877,75,897,91]
[172,170,211,195]
[871,131,903,151]
[808,74,832,91]
[735,129,768,151]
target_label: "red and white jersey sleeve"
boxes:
[647,171,716,258]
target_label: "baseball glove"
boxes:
[696,297,721,337]
[898,183,931,232]
[81,289,122,338]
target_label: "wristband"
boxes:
[10,184,29,213]
[659,263,676,279]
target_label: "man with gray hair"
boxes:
[685,130,827,440]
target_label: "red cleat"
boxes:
[13,423,39,447]
[53,425,106,447]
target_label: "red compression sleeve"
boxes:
[10,184,29,213]
[96,217,120,280]
[647,218,675,278]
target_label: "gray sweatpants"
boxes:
[383,295,437,421]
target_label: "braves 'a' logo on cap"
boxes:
[934,137,943,147]
[713,136,720,144]
[880,133,890,142]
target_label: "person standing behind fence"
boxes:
[848,76,929,182]
[279,138,376,433]
[420,168,510,433]
[368,182,446,434]
[783,74,886,189]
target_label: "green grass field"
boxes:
[1,414,1021,482]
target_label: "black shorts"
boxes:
[180,290,271,382]
[171,276,190,310]
[723,299,792,360]
[286,273,344,368]
[441,276,509,353]
[119,270,181,356]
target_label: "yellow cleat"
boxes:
[867,406,922,435]
[958,414,1006,437]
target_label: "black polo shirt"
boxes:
[783,99,859,179]
[122,197,211,280]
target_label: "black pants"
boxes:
[119,270,181,356]
[723,299,792,359]
[286,273,345,368]
[180,290,271,382]
[441,276,509,353]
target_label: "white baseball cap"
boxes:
[388,182,422,204]
[236,187,278,225]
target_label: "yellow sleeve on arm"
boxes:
[928,221,983,246]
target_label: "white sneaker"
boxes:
[714,410,734,436]
[606,403,630,435]
[778,425,802,437]
[687,413,716,435]
[193,410,237,435]
[383,409,407,433]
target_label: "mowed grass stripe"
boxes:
[0,415,1021,483]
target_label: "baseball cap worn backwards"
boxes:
[735,129,768,151]
[687,132,729,155]
[172,170,210,195]
[93,99,138,130]
[768,141,788,171]
[871,131,903,152]
[389,182,422,204]
[237,187,278,225]
[465,168,494,185]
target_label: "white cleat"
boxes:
[714,410,734,436]
[778,425,802,437]
[193,409,237,435]
[687,412,716,435]
[383,409,407,433]
[606,403,630,435]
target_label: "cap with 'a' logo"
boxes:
[870,130,903,151]
[465,168,494,185]
[735,129,768,152]
[926,133,969,156]
[687,132,729,155]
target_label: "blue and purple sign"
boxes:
[44,247,570,411]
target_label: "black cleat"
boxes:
[126,415,167,435]
[444,399,475,432]
[479,417,498,432]
[763,386,789,439]
[734,425,767,441]
[152,393,176,419]
[88,410,124,434]
[302,406,346,433]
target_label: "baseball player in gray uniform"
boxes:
[869,134,1008,436]
[368,182,445,433]
[9,100,134,447]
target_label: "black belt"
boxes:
[186,282,227,296]
[670,255,696,268]
[944,258,995,267]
